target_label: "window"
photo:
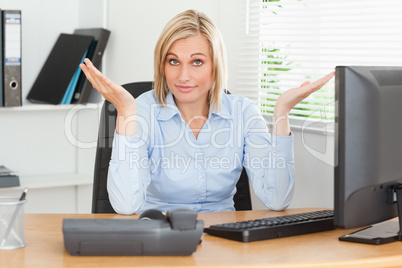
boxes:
[235,0,402,125]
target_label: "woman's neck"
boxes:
[174,98,210,139]
[178,103,209,122]
[174,95,210,121]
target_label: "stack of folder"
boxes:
[27,28,110,105]
[0,165,20,188]
[0,9,22,107]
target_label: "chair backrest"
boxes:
[92,82,252,213]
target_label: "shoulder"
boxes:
[136,89,158,104]
[135,89,160,110]
[221,92,259,115]
[134,90,160,120]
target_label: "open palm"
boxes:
[275,72,335,116]
[80,58,136,115]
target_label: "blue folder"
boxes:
[60,52,88,104]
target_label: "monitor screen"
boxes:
[334,66,402,244]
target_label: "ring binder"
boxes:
[27,33,93,104]
[72,28,111,104]
[2,10,22,107]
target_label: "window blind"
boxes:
[235,0,402,123]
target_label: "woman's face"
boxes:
[164,34,213,109]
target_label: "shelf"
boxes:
[0,103,101,112]
[0,173,93,191]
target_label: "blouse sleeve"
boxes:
[242,102,295,211]
[106,95,154,214]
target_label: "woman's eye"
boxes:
[193,60,203,66]
[169,59,179,65]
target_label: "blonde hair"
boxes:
[154,9,227,111]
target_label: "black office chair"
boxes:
[92,81,252,213]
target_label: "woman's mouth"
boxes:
[176,85,196,93]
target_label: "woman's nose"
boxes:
[178,65,190,83]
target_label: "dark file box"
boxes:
[27,33,93,104]
[72,28,110,104]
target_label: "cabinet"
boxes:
[0,0,106,213]
[0,104,101,213]
[0,175,93,214]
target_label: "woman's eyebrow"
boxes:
[166,52,207,58]
[191,52,207,57]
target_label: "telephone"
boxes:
[63,208,204,256]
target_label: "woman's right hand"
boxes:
[80,58,136,116]
[80,58,138,135]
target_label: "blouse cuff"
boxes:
[272,132,294,160]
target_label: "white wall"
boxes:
[293,129,334,209]
[251,128,335,210]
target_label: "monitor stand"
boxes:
[338,184,402,245]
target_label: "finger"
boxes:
[300,81,311,87]
[80,62,101,90]
[83,58,106,83]
[80,62,94,82]
[81,59,128,104]
[81,58,118,94]
[83,58,116,87]
[313,72,335,88]
[304,72,335,92]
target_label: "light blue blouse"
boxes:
[107,90,295,214]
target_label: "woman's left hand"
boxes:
[274,71,335,117]
[273,72,335,136]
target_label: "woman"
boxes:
[80,10,334,214]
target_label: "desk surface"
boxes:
[1,208,402,268]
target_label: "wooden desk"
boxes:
[1,208,402,268]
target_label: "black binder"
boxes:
[27,33,93,104]
[72,28,110,104]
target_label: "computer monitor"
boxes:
[334,65,402,244]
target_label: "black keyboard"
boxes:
[203,209,334,242]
